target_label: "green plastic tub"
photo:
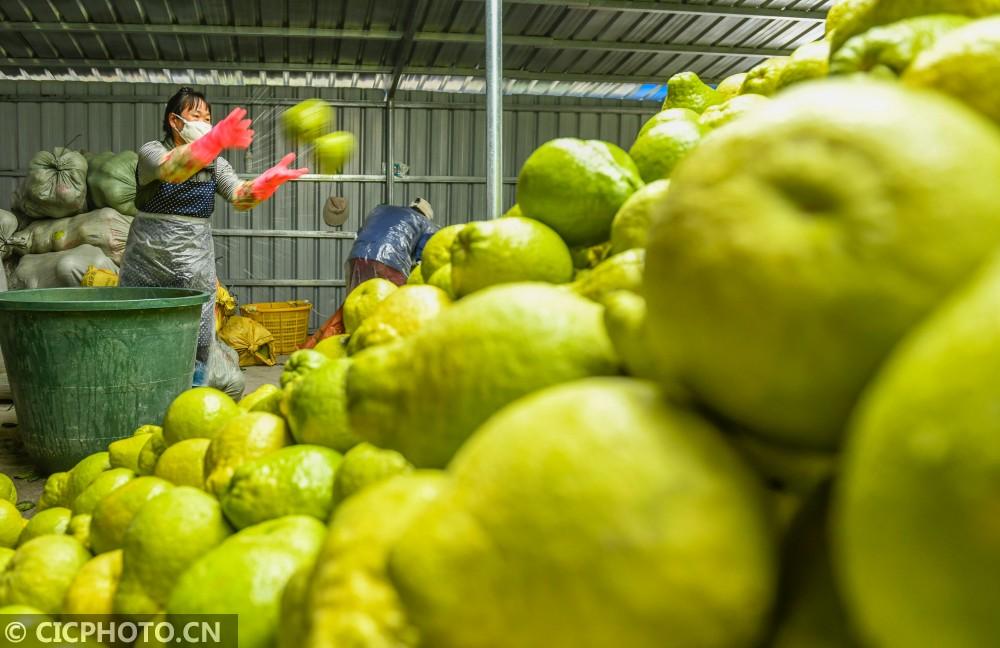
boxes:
[0,287,210,472]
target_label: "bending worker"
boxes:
[120,87,307,383]
[345,198,439,291]
[303,199,438,345]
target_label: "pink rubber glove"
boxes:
[188,107,254,165]
[250,153,310,200]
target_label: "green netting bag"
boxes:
[12,147,89,219]
[86,150,139,216]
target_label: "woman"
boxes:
[120,87,307,384]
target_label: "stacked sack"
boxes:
[3,147,137,290]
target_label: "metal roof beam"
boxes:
[0,57,684,84]
[493,0,827,22]
[0,21,793,58]
[416,32,791,58]
[0,22,403,41]
[386,0,426,100]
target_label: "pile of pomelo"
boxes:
[3,1,1000,646]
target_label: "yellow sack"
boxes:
[215,282,238,332]
[219,315,277,367]
[80,265,119,287]
[216,282,237,315]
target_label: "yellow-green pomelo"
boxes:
[303,473,447,648]
[63,549,123,615]
[835,251,1000,647]
[133,424,162,437]
[644,79,1000,450]
[569,241,612,271]
[831,14,972,77]
[662,71,724,113]
[0,535,89,614]
[204,413,291,497]
[153,438,211,489]
[281,350,329,388]
[114,487,232,619]
[636,108,700,139]
[89,476,173,555]
[169,516,325,648]
[136,429,168,476]
[71,467,135,516]
[501,204,523,218]
[517,138,643,247]
[425,264,453,298]
[67,514,91,551]
[717,72,748,99]
[0,548,13,574]
[17,507,70,546]
[348,283,619,468]
[163,387,240,445]
[572,248,644,305]
[825,0,876,44]
[602,291,672,384]
[36,472,68,512]
[610,180,669,255]
[0,605,49,645]
[109,432,153,472]
[343,278,397,334]
[282,99,333,142]
[282,359,360,452]
[64,452,110,504]
[278,565,312,648]
[741,57,791,96]
[348,285,451,353]
[777,40,831,89]
[904,16,1000,125]
[450,217,574,298]
[0,474,16,505]
[331,442,413,508]
[0,501,24,549]
[389,378,776,648]
[420,224,466,280]
[219,446,342,529]
[406,264,423,284]
[828,0,1000,51]
[699,94,771,132]
[313,334,350,360]
[728,430,838,497]
[629,119,703,183]
[315,131,355,175]
[239,384,284,415]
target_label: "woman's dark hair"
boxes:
[162,87,211,140]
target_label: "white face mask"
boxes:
[172,114,212,144]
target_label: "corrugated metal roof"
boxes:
[0,0,833,99]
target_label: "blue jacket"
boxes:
[348,205,441,275]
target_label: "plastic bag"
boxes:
[12,147,88,219]
[86,151,139,216]
[206,335,246,401]
[10,208,133,265]
[9,244,119,290]
[80,265,119,287]
[219,316,278,367]
[0,210,18,259]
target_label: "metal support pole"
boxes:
[485,0,503,219]
[384,99,395,204]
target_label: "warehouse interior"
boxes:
[2,1,996,645]
[0,0,829,325]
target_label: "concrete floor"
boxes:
[0,359,286,515]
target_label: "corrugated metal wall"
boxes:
[0,81,655,326]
